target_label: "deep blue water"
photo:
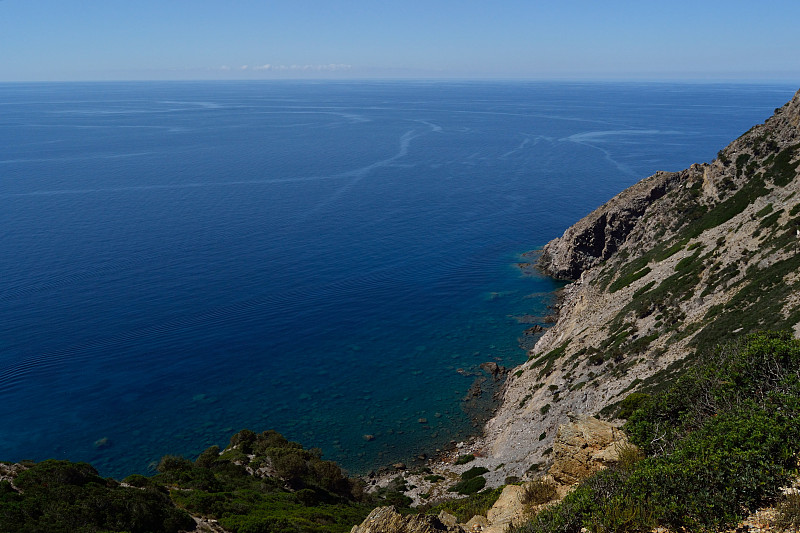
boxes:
[0,81,796,478]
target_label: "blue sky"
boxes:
[2,0,799,81]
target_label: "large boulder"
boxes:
[482,484,529,533]
[548,413,630,485]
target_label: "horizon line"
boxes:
[1,76,799,85]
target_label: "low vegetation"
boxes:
[422,486,504,522]
[454,454,476,465]
[775,492,800,531]
[0,429,402,533]
[151,429,376,533]
[521,479,557,507]
[0,460,194,533]
[448,475,487,495]
[513,331,800,533]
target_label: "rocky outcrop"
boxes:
[537,171,682,280]
[483,484,532,533]
[538,89,800,282]
[0,462,27,486]
[481,87,800,481]
[353,480,557,533]
[350,506,464,533]
[548,413,630,486]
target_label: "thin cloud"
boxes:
[228,64,352,72]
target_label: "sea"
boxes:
[0,80,796,478]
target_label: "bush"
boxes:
[522,479,557,506]
[461,466,489,480]
[295,488,319,506]
[157,455,193,474]
[449,475,487,495]
[195,445,222,468]
[617,392,650,419]
[153,428,373,531]
[609,266,652,293]
[513,489,589,533]
[454,454,475,465]
[272,452,309,481]
[229,429,258,453]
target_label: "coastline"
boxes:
[4,82,791,481]
[362,255,562,504]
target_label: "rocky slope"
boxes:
[477,87,800,480]
[353,414,628,532]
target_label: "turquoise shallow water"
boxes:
[0,81,796,477]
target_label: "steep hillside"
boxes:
[482,88,800,478]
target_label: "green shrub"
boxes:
[686,172,769,238]
[735,153,752,176]
[768,144,800,186]
[294,488,319,506]
[229,429,258,453]
[154,429,373,531]
[272,452,309,481]
[461,466,489,480]
[449,475,487,495]
[122,473,153,488]
[454,454,475,465]
[609,266,652,293]
[522,479,557,506]
[195,445,222,468]
[759,210,783,228]
[617,392,650,419]
[674,252,700,271]
[632,280,656,299]
[755,203,774,218]
[513,487,589,533]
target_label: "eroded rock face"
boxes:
[548,413,630,486]
[0,462,26,485]
[537,171,682,280]
[482,483,531,533]
[350,506,464,533]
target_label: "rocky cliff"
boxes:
[478,87,800,479]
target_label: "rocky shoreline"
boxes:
[353,86,800,531]
[360,273,563,505]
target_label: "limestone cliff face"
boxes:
[481,87,800,479]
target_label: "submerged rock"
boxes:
[479,361,507,380]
